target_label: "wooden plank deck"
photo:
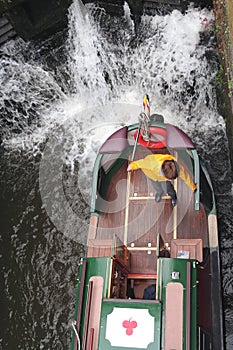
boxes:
[87,146,208,276]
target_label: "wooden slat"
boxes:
[127,273,157,279]
[88,215,99,239]
[127,247,157,251]
[88,239,113,247]
[123,167,131,245]
[129,195,170,200]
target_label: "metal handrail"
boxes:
[72,321,81,350]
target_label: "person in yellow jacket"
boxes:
[127,154,196,207]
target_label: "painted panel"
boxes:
[106,307,154,348]
[99,300,161,350]
[165,282,183,350]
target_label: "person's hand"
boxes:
[127,164,132,172]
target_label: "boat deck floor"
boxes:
[87,146,208,276]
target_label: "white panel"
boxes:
[106,307,155,348]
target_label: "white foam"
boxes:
[3,4,223,155]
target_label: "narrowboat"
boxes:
[71,97,224,350]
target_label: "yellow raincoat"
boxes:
[129,154,196,191]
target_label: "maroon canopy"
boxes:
[99,126,128,153]
[166,124,195,149]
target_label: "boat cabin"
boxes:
[74,232,203,350]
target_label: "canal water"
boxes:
[1,0,232,348]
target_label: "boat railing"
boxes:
[71,321,81,350]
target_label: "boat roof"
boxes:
[99,123,195,154]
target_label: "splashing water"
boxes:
[1,1,232,349]
[2,2,227,194]
[2,2,224,155]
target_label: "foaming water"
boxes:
[2,3,223,157]
[1,1,232,349]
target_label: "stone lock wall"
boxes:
[213,0,233,172]
[0,0,212,41]
[0,0,73,40]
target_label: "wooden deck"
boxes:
[87,146,208,279]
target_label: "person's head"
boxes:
[162,160,179,180]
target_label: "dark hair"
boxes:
[162,160,179,180]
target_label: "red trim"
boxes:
[134,126,166,149]
[89,328,94,350]
[127,273,157,279]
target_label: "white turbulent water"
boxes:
[2,2,224,152]
[2,1,226,209]
[1,0,232,349]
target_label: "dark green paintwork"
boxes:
[71,256,198,350]
[71,257,113,349]
[90,150,130,213]
[157,257,197,350]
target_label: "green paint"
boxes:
[157,258,197,350]
[70,257,113,349]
